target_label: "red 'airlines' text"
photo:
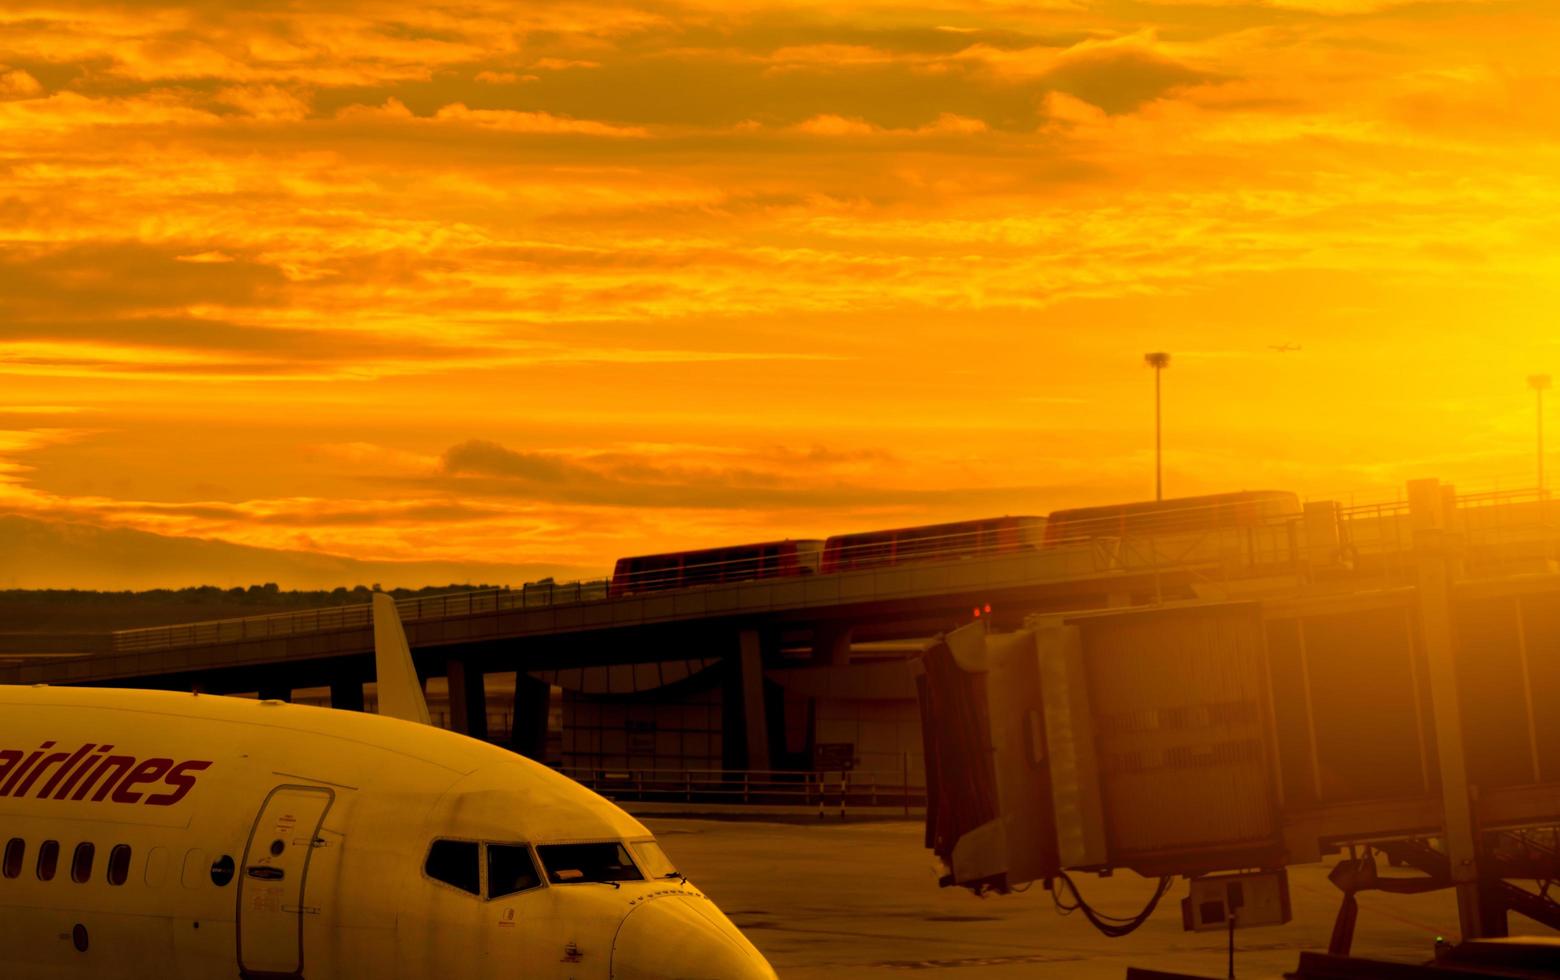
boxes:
[0,742,212,806]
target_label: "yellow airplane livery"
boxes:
[0,594,777,980]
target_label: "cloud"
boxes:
[475,70,535,84]
[530,58,601,71]
[432,103,649,137]
[791,112,987,136]
[793,113,877,135]
[443,440,605,485]
[333,96,416,121]
[434,438,1066,511]
[0,90,220,131]
[334,97,650,136]
[0,67,42,99]
[0,514,589,590]
[0,242,287,320]
[215,84,312,121]
[1042,43,1211,114]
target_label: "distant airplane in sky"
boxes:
[1269,343,1301,353]
[0,593,776,980]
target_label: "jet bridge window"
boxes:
[536,842,644,884]
[424,840,480,895]
[2,838,22,879]
[486,844,541,899]
[37,840,59,881]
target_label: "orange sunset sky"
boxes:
[1,0,1558,590]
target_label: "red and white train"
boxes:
[607,490,1300,596]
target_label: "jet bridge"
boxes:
[916,480,1560,950]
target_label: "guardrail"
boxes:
[557,766,925,813]
[1337,488,1556,561]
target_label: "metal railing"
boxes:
[1336,488,1557,563]
[1112,521,1302,577]
[557,767,925,812]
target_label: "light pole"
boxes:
[1145,352,1171,501]
[1530,374,1551,499]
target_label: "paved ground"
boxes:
[642,816,1548,980]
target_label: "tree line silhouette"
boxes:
[0,584,503,633]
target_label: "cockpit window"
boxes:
[425,840,480,895]
[536,842,644,884]
[486,845,541,899]
[628,840,679,879]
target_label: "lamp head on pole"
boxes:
[1144,351,1171,370]
[1529,373,1551,393]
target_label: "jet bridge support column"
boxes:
[726,629,771,771]
[509,672,551,761]
[330,675,365,711]
[812,624,853,665]
[446,657,488,740]
[258,681,292,703]
[1410,478,1488,939]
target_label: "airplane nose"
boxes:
[610,894,777,980]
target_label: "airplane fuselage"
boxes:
[0,685,772,979]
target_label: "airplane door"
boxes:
[237,785,335,979]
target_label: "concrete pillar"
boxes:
[1441,484,1461,532]
[446,658,488,740]
[1304,500,1342,565]
[1478,879,1510,938]
[258,682,292,703]
[811,623,852,665]
[330,676,365,712]
[1409,478,1447,531]
[737,629,770,770]
[509,673,551,761]
[1410,478,1488,939]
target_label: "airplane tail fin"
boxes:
[371,592,432,725]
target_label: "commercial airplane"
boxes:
[0,594,777,979]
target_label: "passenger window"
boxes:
[37,840,59,881]
[424,840,480,895]
[2,838,22,879]
[486,844,541,899]
[536,842,644,884]
[107,845,132,886]
[71,843,95,883]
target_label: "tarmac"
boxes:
[638,814,1556,979]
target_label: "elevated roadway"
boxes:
[4,483,1556,779]
[3,533,1280,701]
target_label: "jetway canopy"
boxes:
[917,565,1560,937]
